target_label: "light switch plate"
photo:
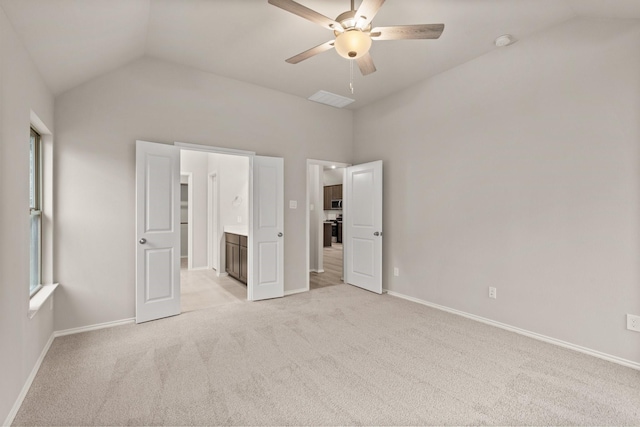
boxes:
[289,200,297,209]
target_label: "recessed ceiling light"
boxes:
[495,34,515,47]
[331,165,336,169]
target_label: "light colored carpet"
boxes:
[13,284,640,426]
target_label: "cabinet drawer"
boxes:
[225,232,240,245]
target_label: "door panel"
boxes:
[145,248,174,301]
[344,160,383,294]
[352,238,375,277]
[250,156,284,301]
[136,141,181,323]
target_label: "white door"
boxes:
[250,156,284,301]
[344,160,383,294]
[135,141,181,323]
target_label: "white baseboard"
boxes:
[284,288,308,296]
[384,289,640,371]
[188,266,210,271]
[217,272,229,278]
[4,332,55,426]
[54,318,135,337]
[309,269,325,273]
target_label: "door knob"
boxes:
[374,232,381,236]
[278,232,283,237]
[139,238,147,244]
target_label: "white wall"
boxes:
[323,168,344,186]
[354,17,640,364]
[208,152,249,273]
[215,153,249,231]
[180,151,250,270]
[0,6,55,423]
[53,57,353,331]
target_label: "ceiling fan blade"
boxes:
[355,0,385,28]
[268,0,342,31]
[356,52,376,76]
[285,40,335,64]
[370,24,445,40]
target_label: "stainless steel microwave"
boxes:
[331,200,342,209]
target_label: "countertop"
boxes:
[224,226,248,236]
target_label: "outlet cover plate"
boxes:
[627,314,640,332]
[489,287,497,299]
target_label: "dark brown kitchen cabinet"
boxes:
[239,236,248,283]
[337,222,343,244]
[225,232,247,285]
[323,222,332,247]
[332,184,342,201]
[323,186,330,210]
[323,184,343,210]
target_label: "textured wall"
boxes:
[354,18,640,364]
[54,57,353,330]
[0,7,55,424]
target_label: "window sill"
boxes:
[29,283,59,319]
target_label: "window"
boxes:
[29,127,42,296]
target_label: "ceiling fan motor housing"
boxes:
[333,10,373,59]
[335,29,372,59]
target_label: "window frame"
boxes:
[30,127,43,297]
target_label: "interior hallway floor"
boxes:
[310,243,343,290]
[180,258,246,312]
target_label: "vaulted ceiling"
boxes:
[2,0,640,108]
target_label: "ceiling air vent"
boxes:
[308,90,354,109]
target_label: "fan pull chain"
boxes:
[349,59,355,94]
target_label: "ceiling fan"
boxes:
[268,0,445,76]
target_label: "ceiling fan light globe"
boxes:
[334,30,372,59]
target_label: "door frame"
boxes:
[180,172,194,270]
[207,172,219,272]
[175,142,256,295]
[305,159,351,292]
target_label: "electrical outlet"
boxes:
[393,267,399,277]
[489,287,497,299]
[627,314,640,332]
[289,200,297,209]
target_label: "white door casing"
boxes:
[135,141,181,323]
[208,172,219,271]
[344,160,383,294]
[250,156,284,301]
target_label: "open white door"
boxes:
[344,160,383,294]
[250,156,284,301]
[135,141,181,323]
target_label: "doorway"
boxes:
[179,149,250,312]
[306,159,350,291]
[180,175,192,269]
[136,140,285,323]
